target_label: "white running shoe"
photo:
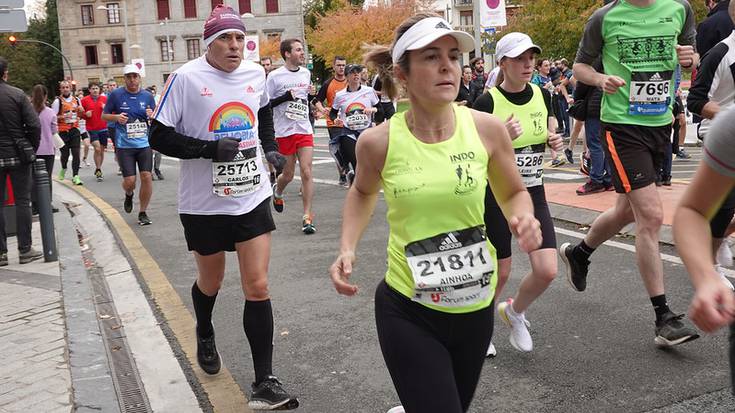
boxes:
[386,406,405,413]
[485,341,497,358]
[716,242,733,267]
[716,265,735,290]
[498,298,533,352]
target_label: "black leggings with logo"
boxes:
[375,280,494,413]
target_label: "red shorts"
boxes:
[276,134,314,156]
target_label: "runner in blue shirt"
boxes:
[102,64,157,225]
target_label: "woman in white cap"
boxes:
[473,33,564,357]
[329,63,380,185]
[329,12,541,413]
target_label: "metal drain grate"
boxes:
[78,229,152,413]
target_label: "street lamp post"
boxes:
[160,18,172,73]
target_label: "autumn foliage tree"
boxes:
[306,0,430,69]
[259,37,281,62]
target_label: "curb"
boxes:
[549,202,675,246]
[56,201,121,413]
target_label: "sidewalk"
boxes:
[546,181,688,245]
[0,184,200,413]
[0,221,72,413]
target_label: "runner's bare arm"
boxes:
[329,123,388,296]
[471,111,541,252]
[675,162,735,332]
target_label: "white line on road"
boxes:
[554,226,735,277]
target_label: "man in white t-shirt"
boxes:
[265,38,317,234]
[149,5,295,410]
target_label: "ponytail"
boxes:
[363,44,399,101]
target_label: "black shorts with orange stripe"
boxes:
[601,122,672,194]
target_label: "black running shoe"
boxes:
[558,242,589,292]
[124,192,134,213]
[196,330,221,375]
[155,169,164,180]
[654,312,700,347]
[137,212,152,226]
[347,170,355,187]
[248,376,298,410]
[564,148,574,164]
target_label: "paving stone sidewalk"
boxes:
[0,221,72,413]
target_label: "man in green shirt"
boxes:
[559,0,700,347]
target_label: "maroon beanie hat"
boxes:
[203,4,246,47]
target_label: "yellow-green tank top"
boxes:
[381,105,497,314]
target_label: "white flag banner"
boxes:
[131,58,146,77]
[244,36,260,62]
[480,0,507,28]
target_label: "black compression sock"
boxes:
[651,294,671,323]
[573,240,595,262]
[243,299,274,384]
[191,281,217,338]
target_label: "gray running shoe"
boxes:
[19,248,43,264]
[248,376,299,410]
[654,312,700,347]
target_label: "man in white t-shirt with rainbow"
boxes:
[149,5,296,410]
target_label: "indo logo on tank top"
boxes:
[449,151,479,195]
[208,102,262,197]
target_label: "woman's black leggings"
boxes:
[375,280,494,413]
[339,130,362,173]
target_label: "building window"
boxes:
[186,39,201,60]
[459,11,472,27]
[238,0,251,13]
[160,40,174,63]
[85,45,98,65]
[81,5,94,25]
[106,3,120,23]
[211,0,222,10]
[265,0,278,13]
[111,44,124,64]
[157,0,170,20]
[266,32,281,44]
[183,0,197,18]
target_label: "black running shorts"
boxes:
[484,184,556,259]
[601,122,671,194]
[117,147,153,177]
[179,198,276,256]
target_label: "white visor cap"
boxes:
[391,17,475,63]
[495,32,542,63]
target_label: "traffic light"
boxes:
[8,36,17,49]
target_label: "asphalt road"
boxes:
[69,129,733,413]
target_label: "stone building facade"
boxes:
[57,0,304,89]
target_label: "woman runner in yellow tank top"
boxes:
[329,13,542,413]
[473,33,565,357]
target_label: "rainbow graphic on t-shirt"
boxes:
[208,102,257,144]
[209,102,255,132]
[346,102,366,115]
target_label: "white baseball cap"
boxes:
[495,32,542,63]
[123,64,141,75]
[391,17,475,63]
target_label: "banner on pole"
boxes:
[131,58,146,77]
[480,0,507,28]
[244,36,260,62]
